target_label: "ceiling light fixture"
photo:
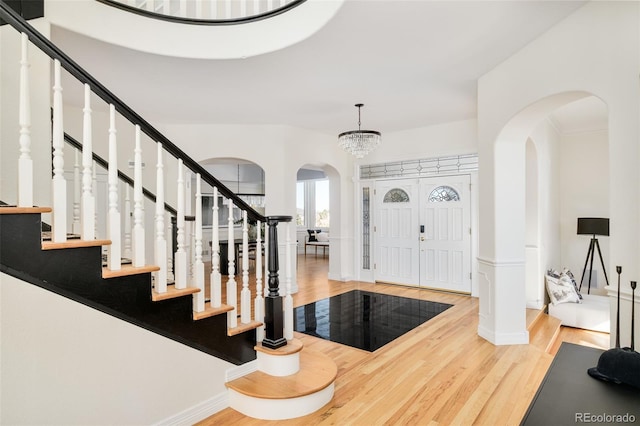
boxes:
[338,103,381,159]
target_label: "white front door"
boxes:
[374,179,420,286]
[419,175,471,293]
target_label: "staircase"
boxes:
[0,1,336,422]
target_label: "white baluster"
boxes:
[253,0,260,16]
[210,187,222,307]
[179,0,187,17]
[72,149,81,234]
[209,0,217,18]
[284,221,294,340]
[193,174,205,312]
[106,104,121,270]
[175,159,187,289]
[263,222,269,297]
[92,160,99,239]
[132,125,145,267]
[254,220,264,341]
[267,0,273,13]
[51,59,67,242]
[18,33,33,208]
[227,198,237,328]
[81,84,95,240]
[195,0,203,18]
[239,0,246,18]
[241,211,250,324]
[225,0,231,19]
[167,215,175,283]
[154,143,167,293]
[123,185,132,259]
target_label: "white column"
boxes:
[227,198,238,328]
[174,159,187,289]
[254,220,264,341]
[193,174,205,312]
[51,60,67,242]
[106,104,121,270]
[18,33,33,208]
[81,84,95,240]
[132,125,145,267]
[154,143,167,293]
[211,187,222,307]
[72,149,81,234]
[284,221,293,340]
[241,211,251,324]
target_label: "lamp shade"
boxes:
[577,217,609,236]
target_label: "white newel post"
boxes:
[81,84,95,240]
[18,33,33,208]
[193,174,205,312]
[51,60,67,242]
[227,198,238,328]
[132,125,145,267]
[211,187,222,307]
[106,104,121,270]
[255,220,264,341]
[92,160,98,238]
[72,150,81,234]
[241,211,251,324]
[284,221,293,340]
[154,143,167,293]
[174,159,187,289]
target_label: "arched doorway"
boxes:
[478,91,611,345]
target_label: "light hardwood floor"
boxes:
[198,254,610,425]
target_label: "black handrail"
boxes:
[0,0,265,223]
[96,0,307,26]
[64,132,178,217]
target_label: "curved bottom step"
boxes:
[227,349,337,420]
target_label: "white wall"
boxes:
[0,273,233,425]
[477,1,639,345]
[559,128,609,294]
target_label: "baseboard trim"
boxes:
[478,325,529,346]
[153,392,228,426]
[226,360,258,382]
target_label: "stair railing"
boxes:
[98,0,305,25]
[0,1,294,347]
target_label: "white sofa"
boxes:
[548,293,610,333]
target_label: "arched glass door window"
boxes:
[383,188,410,203]
[428,186,460,202]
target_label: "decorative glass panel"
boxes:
[383,188,410,203]
[362,187,370,270]
[428,186,460,202]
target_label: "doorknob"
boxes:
[420,236,425,242]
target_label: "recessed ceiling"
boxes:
[52,0,587,135]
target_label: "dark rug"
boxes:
[294,290,452,351]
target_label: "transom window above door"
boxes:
[428,186,460,202]
[383,188,410,203]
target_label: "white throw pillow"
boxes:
[316,232,329,242]
[546,273,581,305]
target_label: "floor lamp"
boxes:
[577,217,610,294]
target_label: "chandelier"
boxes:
[338,103,381,159]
